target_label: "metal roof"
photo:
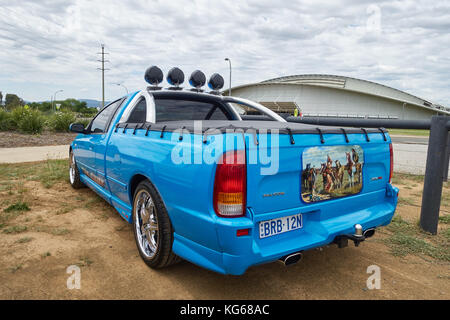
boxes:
[230,74,449,115]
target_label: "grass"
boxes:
[397,197,417,207]
[3,201,30,213]
[32,225,70,236]
[384,215,450,261]
[391,173,425,185]
[9,264,23,273]
[3,225,28,234]
[16,237,33,244]
[439,215,450,224]
[0,159,68,188]
[77,256,93,267]
[55,205,75,215]
[388,129,430,136]
[51,228,70,235]
[41,251,51,258]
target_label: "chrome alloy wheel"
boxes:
[69,153,76,184]
[134,189,159,258]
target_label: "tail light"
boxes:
[389,143,394,183]
[213,150,246,217]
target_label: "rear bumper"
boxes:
[172,185,398,275]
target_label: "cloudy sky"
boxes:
[0,0,449,105]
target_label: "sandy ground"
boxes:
[0,163,448,299]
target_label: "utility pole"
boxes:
[97,44,110,108]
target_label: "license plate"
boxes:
[259,214,303,239]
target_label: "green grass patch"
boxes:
[3,225,28,234]
[384,215,450,261]
[397,197,417,206]
[0,159,69,188]
[388,129,430,136]
[439,215,450,224]
[55,205,75,215]
[385,233,449,261]
[41,251,51,258]
[3,201,30,213]
[16,237,33,244]
[9,263,23,273]
[393,173,425,183]
[77,256,93,267]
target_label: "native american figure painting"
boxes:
[301,145,364,203]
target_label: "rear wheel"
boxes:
[132,180,180,268]
[69,150,84,189]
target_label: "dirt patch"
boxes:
[0,163,448,299]
[0,131,76,148]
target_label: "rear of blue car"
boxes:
[202,129,398,275]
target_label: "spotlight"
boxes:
[208,73,224,92]
[144,66,163,88]
[167,67,185,89]
[189,70,206,91]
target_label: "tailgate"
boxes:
[245,130,391,215]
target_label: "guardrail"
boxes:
[285,115,450,235]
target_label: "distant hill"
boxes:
[79,99,110,108]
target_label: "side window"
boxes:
[90,100,121,133]
[208,106,228,120]
[229,102,264,116]
[155,99,230,122]
[126,98,147,123]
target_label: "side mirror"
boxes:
[69,123,86,134]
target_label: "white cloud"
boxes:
[0,0,449,107]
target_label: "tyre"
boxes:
[132,180,180,268]
[69,149,84,189]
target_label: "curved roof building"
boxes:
[229,74,449,120]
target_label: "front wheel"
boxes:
[132,180,180,268]
[69,150,84,189]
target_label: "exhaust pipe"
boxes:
[363,228,376,238]
[279,252,303,266]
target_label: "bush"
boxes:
[48,111,76,132]
[0,109,14,131]
[11,107,44,134]
[77,118,92,128]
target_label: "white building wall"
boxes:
[232,84,438,120]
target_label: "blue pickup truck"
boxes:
[69,67,398,275]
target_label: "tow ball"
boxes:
[333,224,376,248]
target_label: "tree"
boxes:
[5,94,24,110]
[0,91,3,106]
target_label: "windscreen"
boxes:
[155,98,230,122]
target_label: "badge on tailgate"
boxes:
[301,145,364,203]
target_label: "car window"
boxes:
[126,98,147,123]
[208,106,229,120]
[155,99,230,122]
[90,100,122,133]
[228,102,264,116]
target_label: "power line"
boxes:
[97,44,110,108]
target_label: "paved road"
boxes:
[390,135,429,145]
[0,145,69,164]
[0,139,445,176]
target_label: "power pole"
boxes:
[97,44,110,108]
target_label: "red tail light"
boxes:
[213,150,246,217]
[389,143,394,183]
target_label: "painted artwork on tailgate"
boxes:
[301,145,364,203]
